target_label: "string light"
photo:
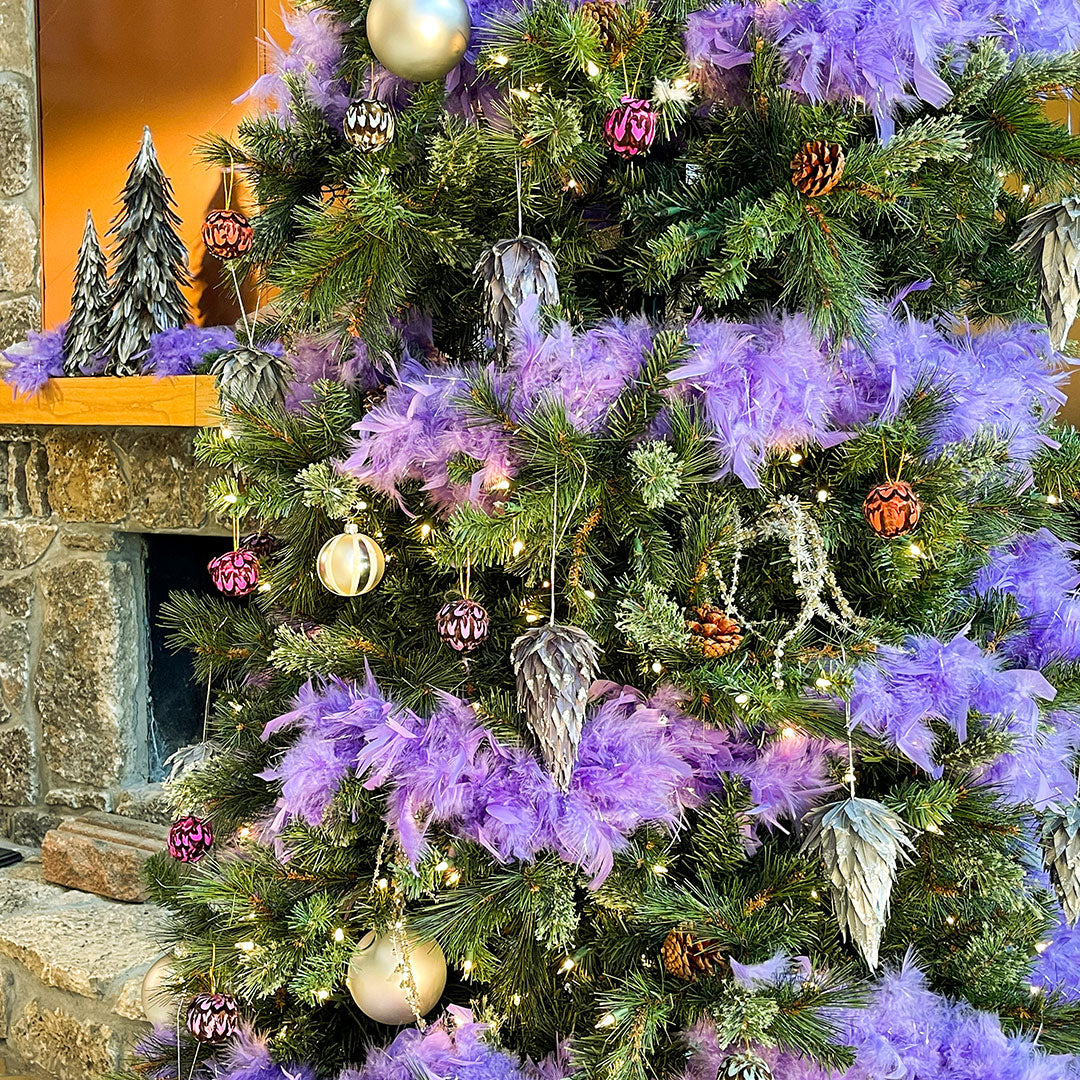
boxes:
[526,612,541,623]
[945,914,956,926]
[230,701,243,713]
[358,501,369,510]
[512,994,522,1006]
[493,53,510,66]
[596,1012,617,1029]
[434,860,449,873]
[333,927,345,943]
[420,523,432,538]
[237,825,253,841]
[814,675,831,689]
[583,589,596,600]
[586,60,601,77]
[445,869,462,886]
[788,451,804,465]
[1036,940,1052,954]
[1047,493,1061,505]
[376,877,389,891]
[223,492,239,505]
[908,542,923,558]
[651,863,668,875]
[558,957,576,973]
[512,539,525,557]
[463,959,474,975]
[810,889,819,900]
[924,822,941,834]
[236,940,255,953]
[780,725,800,739]
[651,660,663,674]
[220,425,234,440]
[316,989,330,1002]
[816,488,829,503]
[492,478,511,491]
[734,692,750,705]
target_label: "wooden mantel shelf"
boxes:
[0,374,220,427]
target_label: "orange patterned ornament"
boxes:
[862,480,921,538]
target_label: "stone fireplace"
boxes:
[0,424,223,844]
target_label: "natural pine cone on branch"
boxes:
[791,140,846,197]
[661,928,725,980]
[685,604,742,659]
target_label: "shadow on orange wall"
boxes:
[38,0,289,330]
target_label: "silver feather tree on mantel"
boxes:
[1012,196,1080,351]
[511,622,599,790]
[801,796,915,970]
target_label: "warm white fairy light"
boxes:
[558,957,576,973]
[420,523,432,538]
[317,988,330,1002]
[586,60,601,77]
[651,661,663,674]
[463,959,475,975]
[223,492,239,505]
[1047,493,1061,505]
[333,927,345,943]
[583,589,596,600]
[816,488,829,502]
[596,1012,617,1029]
[512,539,525,557]
[789,451,804,465]
[781,725,800,739]
[908,542,923,558]
[493,53,510,66]
[651,863,668,875]
[236,940,255,953]
[814,675,831,689]
[734,692,750,705]
[377,877,389,891]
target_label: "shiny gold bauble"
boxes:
[141,954,182,1026]
[345,929,447,1024]
[316,528,386,596]
[365,0,471,82]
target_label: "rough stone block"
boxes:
[10,1001,122,1080]
[45,789,110,812]
[0,522,55,570]
[0,726,33,805]
[42,813,166,902]
[3,808,60,846]
[0,621,28,709]
[0,296,39,352]
[0,1,33,76]
[0,884,162,998]
[113,784,172,826]
[0,203,35,291]
[43,432,128,524]
[0,79,31,198]
[114,429,212,531]
[36,557,144,787]
[0,574,31,617]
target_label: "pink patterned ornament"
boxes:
[436,598,490,652]
[208,549,260,596]
[168,815,214,863]
[186,992,239,1043]
[603,96,657,158]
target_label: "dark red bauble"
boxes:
[436,599,490,652]
[208,549,260,597]
[202,209,254,260]
[186,992,239,1043]
[168,815,214,863]
[862,480,921,538]
[603,96,657,158]
[239,531,282,559]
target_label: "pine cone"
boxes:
[476,237,559,355]
[791,141,846,197]
[661,928,724,981]
[211,345,291,408]
[579,0,625,52]
[685,604,742,659]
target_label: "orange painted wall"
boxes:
[38,0,289,328]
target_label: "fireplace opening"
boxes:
[144,533,224,781]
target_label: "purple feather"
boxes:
[2,327,65,396]
[142,325,237,378]
[213,1029,315,1080]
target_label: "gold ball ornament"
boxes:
[317,526,386,596]
[346,929,447,1024]
[365,0,471,82]
[141,954,181,1026]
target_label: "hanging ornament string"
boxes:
[546,458,590,624]
[842,645,856,799]
[368,830,427,1029]
[219,154,255,350]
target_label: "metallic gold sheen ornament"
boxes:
[346,929,447,1024]
[141,954,181,1026]
[317,526,386,596]
[365,0,471,82]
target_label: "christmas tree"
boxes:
[62,210,110,376]
[102,126,190,376]
[123,4,1080,1080]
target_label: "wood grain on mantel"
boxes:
[0,374,220,427]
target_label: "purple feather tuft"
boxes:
[142,325,237,378]
[3,327,66,396]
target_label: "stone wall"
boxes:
[0,424,222,845]
[0,0,38,349]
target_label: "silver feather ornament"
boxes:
[1012,196,1080,350]
[1042,805,1080,926]
[511,623,599,790]
[801,796,914,969]
[476,236,559,354]
[211,345,291,408]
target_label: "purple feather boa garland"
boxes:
[260,670,842,885]
[341,301,1066,507]
[684,951,1080,1079]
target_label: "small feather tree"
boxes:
[62,211,109,376]
[102,126,190,375]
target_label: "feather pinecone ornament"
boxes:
[476,237,559,355]
[1042,805,1080,926]
[211,345,291,408]
[791,140,846,197]
[1012,196,1080,350]
[801,796,913,969]
[718,1050,773,1080]
[660,928,725,980]
[685,604,742,659]
[511,622,599,790]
